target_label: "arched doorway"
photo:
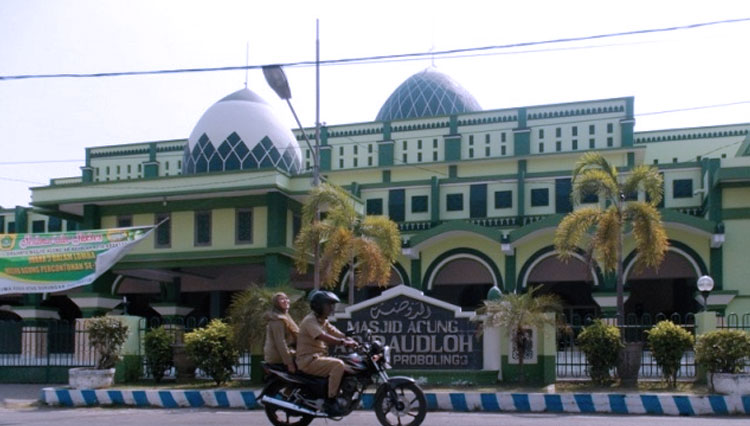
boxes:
[339,264,407,304]
[624,246,703,319]
[520,248,600,319]
[426,251,500,310]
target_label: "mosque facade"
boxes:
[2,67,750,323]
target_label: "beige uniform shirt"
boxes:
[296,312,345,364]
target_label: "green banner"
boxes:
[0,226,154,294]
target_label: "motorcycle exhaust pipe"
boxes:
[259,395,327,417]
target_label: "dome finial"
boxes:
[244,42,249,89]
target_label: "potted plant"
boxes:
[695,329,750,394]
[69,316,129,389]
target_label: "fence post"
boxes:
[694,311,717,384]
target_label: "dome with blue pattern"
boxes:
[183,88,302,175]
[376,68,481,121]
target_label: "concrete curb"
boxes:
[40,387,750,416]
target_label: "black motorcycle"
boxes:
[258,329,427,426]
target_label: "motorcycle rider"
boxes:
[296,290,357,416]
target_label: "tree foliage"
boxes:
[695,329,750,375]
[144,326,174,383]
[226,284,309,353]
[184,319,239,385]
[554,152,668,322]
[293,183,401,299]
[646,320,694,387]
[577,319,624,384]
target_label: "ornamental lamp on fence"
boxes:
[696,275,714,312]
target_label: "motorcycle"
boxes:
[258,329,427,426]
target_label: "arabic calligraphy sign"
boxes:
[333,286,482,370]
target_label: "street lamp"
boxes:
[697,275,714,312]
[263,65,321,290]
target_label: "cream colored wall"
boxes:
[642,135,745,164]
[487,182,517,217]
[662,168,702,208]
[108,206,268,255]
[526,155,580,174]
[440,184,470,220]
[525,180,555,215]
[404,187,431,222]
[529,117,621,154]
[91,155,145,182]
[723,188,750,208]
[722,219,750,294]
[459,161,517,178]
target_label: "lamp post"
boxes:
[263,64,321,290]
[697,275,714,312]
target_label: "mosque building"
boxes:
[2,67,749,323]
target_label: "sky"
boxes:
[2,0,750,208]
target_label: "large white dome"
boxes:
[183,88,302,175]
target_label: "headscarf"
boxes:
[269,292,299,336]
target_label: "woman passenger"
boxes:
[263,292,299,372]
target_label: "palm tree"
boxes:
[293,183,401,304]
[553,152,668,324]
[480,286,563,383]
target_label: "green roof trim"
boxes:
[508,214,563,243]
[407,219,503,248]
[659,209,716,234]
[716,166,750,183]
[117,246,295,268]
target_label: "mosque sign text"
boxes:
[332,286,482,370]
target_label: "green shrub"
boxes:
[577,319,624,384]
[184,319,239,385]
[144,326,174,383]
[87,317,129,369]
[646,320,694,387]
[695,329,750,375]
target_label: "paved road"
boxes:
[0,407,748,426]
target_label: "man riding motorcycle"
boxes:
[295,290,357,416]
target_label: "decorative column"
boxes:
[694,311,718,384]
[500,312,556,385]
[11,306,59,360]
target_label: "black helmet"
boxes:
[309,290,340,316]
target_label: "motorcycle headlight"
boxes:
[383,345,392,369]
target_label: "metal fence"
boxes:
[0,320,97,368]
[556,312,697,380]
[0,317,253,382]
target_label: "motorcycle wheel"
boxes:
[373,382,427,426]
[263,380,314,426]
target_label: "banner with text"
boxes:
[0,226,154,294]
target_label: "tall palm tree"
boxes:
[480,286,563,383]
[553,152,668,324]
[293,183,401,304]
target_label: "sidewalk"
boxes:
[39,386,750,416]
[0,384,46,408]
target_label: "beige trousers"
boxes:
[298,356,345,398]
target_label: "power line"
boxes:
[1,17,748,81]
